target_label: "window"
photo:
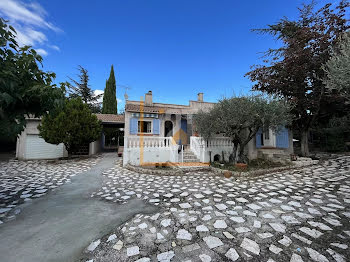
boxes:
[138,121,152,133]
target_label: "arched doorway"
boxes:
[165,121,173,137]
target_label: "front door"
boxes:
[165,121,173,137]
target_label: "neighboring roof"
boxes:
[95,114,125,123]
[125,104,161,113]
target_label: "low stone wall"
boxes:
[125,164,213,176]
[125,164,183,176]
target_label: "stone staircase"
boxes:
[182,148,200,163]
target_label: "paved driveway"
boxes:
[0,154,158,262]
[86,156,350,262]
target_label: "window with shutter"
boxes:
[130,118,138,134]
[276,127,289,148]
[256,129,262,148]
[153,119,160,134]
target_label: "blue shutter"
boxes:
[276,127,289,148]
[130,118,138,134]
[256,128,262,148]
[153,119,160,134]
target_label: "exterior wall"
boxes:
[89,139,101,155]
[248,129,294,160]
[123,148,177,166]
[247,138,258,160]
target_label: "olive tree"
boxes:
[324,32,350,101]
[193,95,292,163]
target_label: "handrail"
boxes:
[181,145,184,163]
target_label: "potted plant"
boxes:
[235,163,248,170]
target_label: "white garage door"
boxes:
[25,135,64,160]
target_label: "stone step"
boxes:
[183,153,198,157]
[183,155,197,158]
[183,156,199,160]
[183,154,197,158]
[183,159,200,163]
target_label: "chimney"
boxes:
[145,91,153,106]
[197,92,203,102]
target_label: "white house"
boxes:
[122,91,293,166]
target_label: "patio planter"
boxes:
[235,163,247,170]
[223,171,232,178]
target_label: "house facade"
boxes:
[16,91,293,163]
[123,91,293,166]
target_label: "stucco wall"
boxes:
[123,147,177,166]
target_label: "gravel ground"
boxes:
[85,156,350,262]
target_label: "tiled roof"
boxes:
[95,114,125,123]
[125,104,161,113]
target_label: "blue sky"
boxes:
[0,0,337,111]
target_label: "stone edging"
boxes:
[209,160,319,178]
[124,160,319,177]
[125,164,185,176]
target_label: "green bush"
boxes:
[39,98,102,155]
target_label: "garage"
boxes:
[16,118,67,160]
[24,134,65,160]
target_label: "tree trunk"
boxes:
[300,129,310,157]
[231,142,239,164]
[237,146,247,164]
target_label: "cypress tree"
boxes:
[102,65,117,114]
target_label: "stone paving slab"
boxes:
[0,156,101,223]
[84,156,350,262]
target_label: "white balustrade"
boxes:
[190,136,234,163]
[125,137,173,148]
[123,136,179,166]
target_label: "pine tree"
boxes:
[39,98,102,156]
[102,65,117,114]
[65,65,102,113]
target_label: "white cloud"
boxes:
[49,45,60,51]
[94,89,104,103]
[15,26,47,46]
[35,48,48,56]
[0,0,61,53]
[0,0,60,31]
